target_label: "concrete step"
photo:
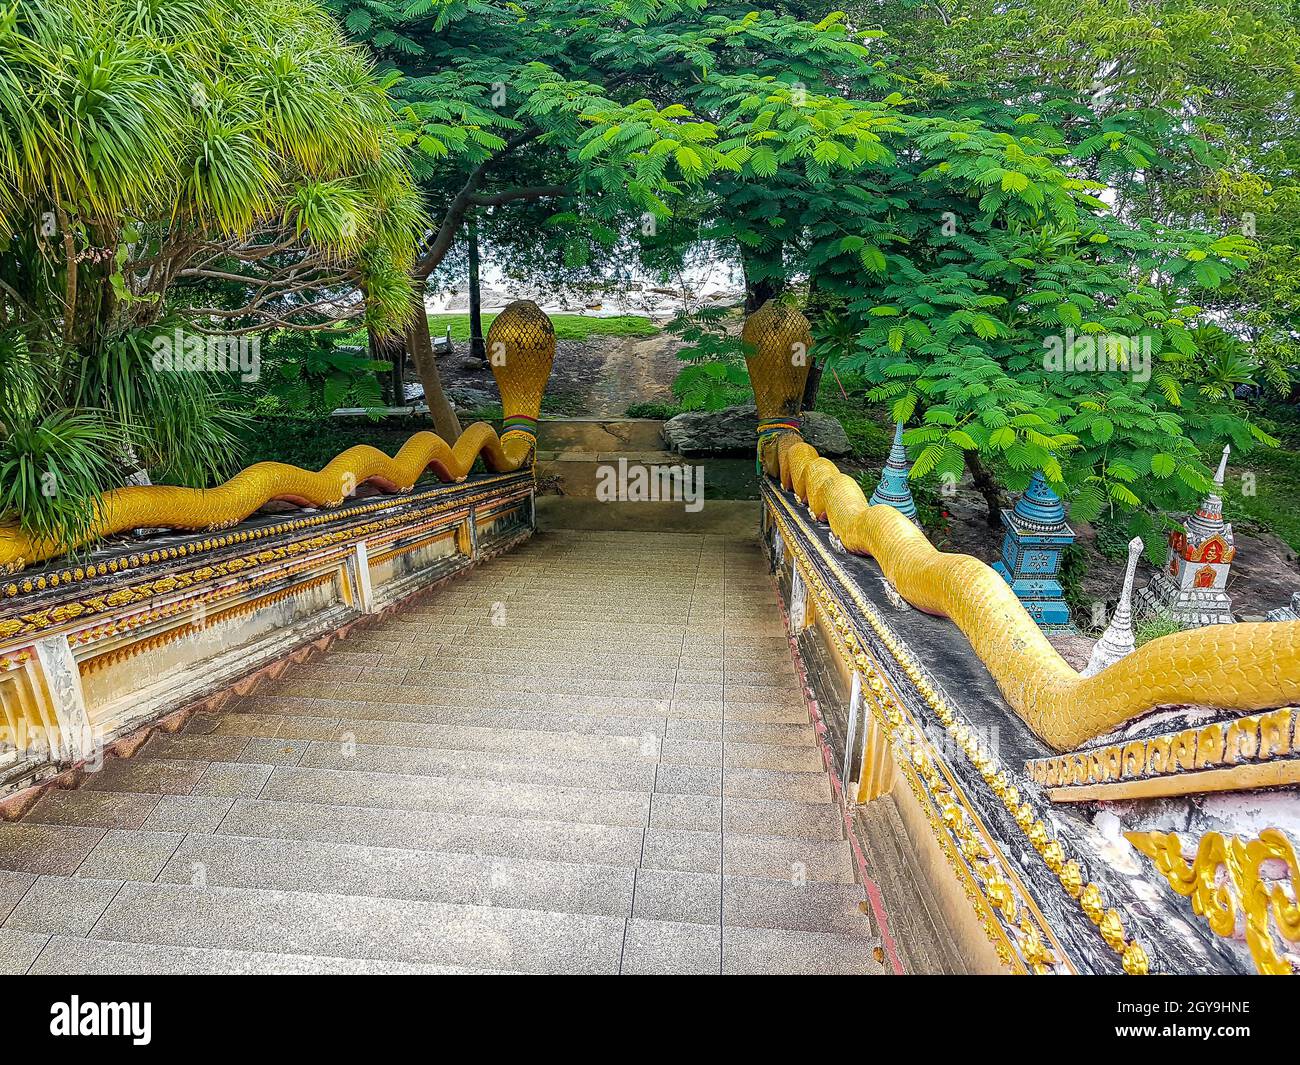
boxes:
[217,797,647,867]
[722,925,883,975]
[630,868,870,936]
[535,418,667,452]
[535,497,761,535]
[86,880,628,974]
[231,692,811,726]
[142,728,818,783]
[25,936,515,975]
[649,793,845,840]
[59,829,869,941]
[13,871,878,975]
[620,919,883,975]
[159,832,637,919]
[11,787,858,887]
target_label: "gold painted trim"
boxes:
[768,490,1149,974]
[78,572,339,676]
[0,484,529,642]
[1126,829,1300,975]
[1047,759,1300,802]
[0,475,525,601]
[1029,707,1299,800]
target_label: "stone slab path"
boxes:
[0,529,882,975]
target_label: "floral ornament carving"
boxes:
[1126,828,1300,975]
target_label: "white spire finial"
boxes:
[1214,444,1231,488]
[1082,537,1144,677]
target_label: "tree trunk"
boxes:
[965,451,1003,528]
[801,360,824,411]
[741,243,784,313]
[800,272,831,411]
[467,212,487,362]
[370,327,405,407]
[406,307,463,441]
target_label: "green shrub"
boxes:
[1135,615,1187,646]
[625,402,681,419]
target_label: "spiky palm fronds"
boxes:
[0,0,425,548]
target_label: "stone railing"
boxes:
[0,472,535,799]
[0,300,557,802]
[746,299,1300,976]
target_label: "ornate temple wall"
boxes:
[0,473,535,802]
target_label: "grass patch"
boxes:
[427,313,659,342]
[1229,445,1300,552]
[1135,615,1186,646]
[625,401,682,419]
[814,388,892,465]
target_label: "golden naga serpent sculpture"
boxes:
[0,300,557,573]
[744,300,1300,752]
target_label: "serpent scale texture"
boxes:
[0,300,554,572]
[743,301,1300,752]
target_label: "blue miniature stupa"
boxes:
[869,423,920,526]
[992,471,1075,629]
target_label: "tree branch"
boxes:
[468,184,567,207]
[413,127,554,281]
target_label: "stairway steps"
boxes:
[2,837,875,975]
[228,696,806,728]
[114,743,841,833]
[146,726,818,779]
[217,797,647,866]
[641,828,857,884]
[23,789,162,831]
[11,790,858,888]
[242,685,811,718]
[0,823,105,876]
[648,793,845,840]
[47,829,869,941]
[18,876,880,975]
[26,936,515,975]
[87,880,630,974]
[191,707,674,744]
[630,868,870,936]
[5,526,891,974]
[722,926,883,976]
[158,833,638,918]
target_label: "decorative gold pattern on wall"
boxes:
[744,300,1300,752]
[0,482,527,642]
[0,648,60,768]
[0,474,523,603]
[1027,707,1300,800]
[77,572,339,676]
[1126,829,1300,975]
[767,494,1150,975]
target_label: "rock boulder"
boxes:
[661,403,852,457]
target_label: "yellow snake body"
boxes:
[0,423,535,570]
[743,300,1300,753]
[767,430,1300,753]
[0,300,556,574]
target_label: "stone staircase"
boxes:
[534,418,759,502]
[534,418,674,497]
[0,529,884,975]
